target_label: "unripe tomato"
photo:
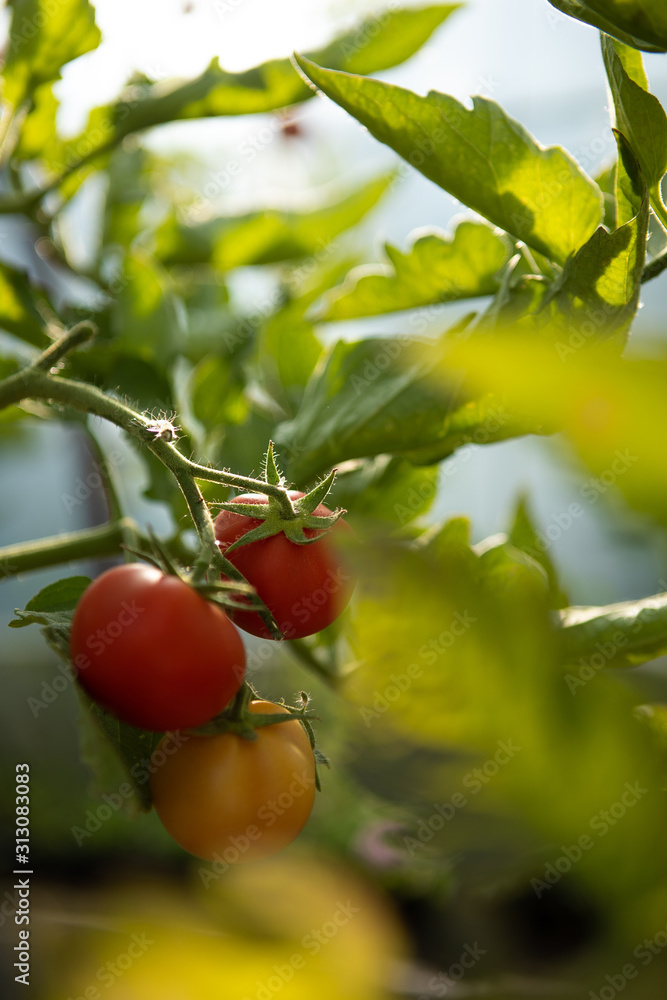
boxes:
[149,701,316,861]
[214,491,353,640]
[69,564,245,731]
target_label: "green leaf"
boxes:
[275,328,522,483]
[477,133,647,351]
[13,82,59,162]
[3,0,101,108]
[0,262,50,346]
[436,334,667,526]
[318,222,511,320]
[560,594,667,670]
[547,0,667,53]
[554,131,647,345]
[78,693,163,812]
[111,249,185,360]
[333,455,439,526]
[601,35,667,225]
[156,175,392,269]
[295,57,603,266]
[347,530,667,900]
[9,575,91,662]
[111,5,461,130]
[189,355,247,434]
[509,496,569,608]
[29,4,459,189]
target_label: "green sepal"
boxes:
[296,469,337,514]
[262,441,285,486]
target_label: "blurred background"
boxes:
[2,1,667,997]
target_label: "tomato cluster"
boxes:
[67,492,353,863]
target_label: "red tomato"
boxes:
[149,700,316,861]
[213,491,353,639]
[69,564,245,731]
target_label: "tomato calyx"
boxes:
[216,444,346,555]
[188,683,328,789]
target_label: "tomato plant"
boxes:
[4,0,667,992]
[149,700,316,861]
[69,564,245,731]
[214,490,354,639]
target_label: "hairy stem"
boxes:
[0,520,136,577]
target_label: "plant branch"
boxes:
[0,520,136,578]
[0,362,285,635]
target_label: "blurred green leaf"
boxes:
[189,354,248,435]
[78,692,163,812]
[111,5,462,129]
[333,455,439,526]
[560,594,667,670]
[3,0,100,107]
[111,249,185,359]
[548,0,667,53]
[156,175,393,268]
[20,4,459,195]
[102,145,153,250]
[0,262,51,346]
[295,57,603,265]
[509,495,569,608]
[12,81,58,161]
[318,222,511,320]
[435,334,667,526]
[346,528,667,903]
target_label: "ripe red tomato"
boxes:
[149,700,316,861]
[69,564,245,731]
[213,491,353,639]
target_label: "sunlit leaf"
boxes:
[602,35,667,227]
[156,175,392,269]
[318,222,511,320]
[3,0,100,107]
[295,57,603,265]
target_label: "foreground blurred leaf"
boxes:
[347,526,667,907]
[548,0,667,53]
[434,334,667,525]
[156,175,392,268]
[3,0,100,107]
[295,57,603,265]
[276,328,527,483]
[318,222,511,320]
